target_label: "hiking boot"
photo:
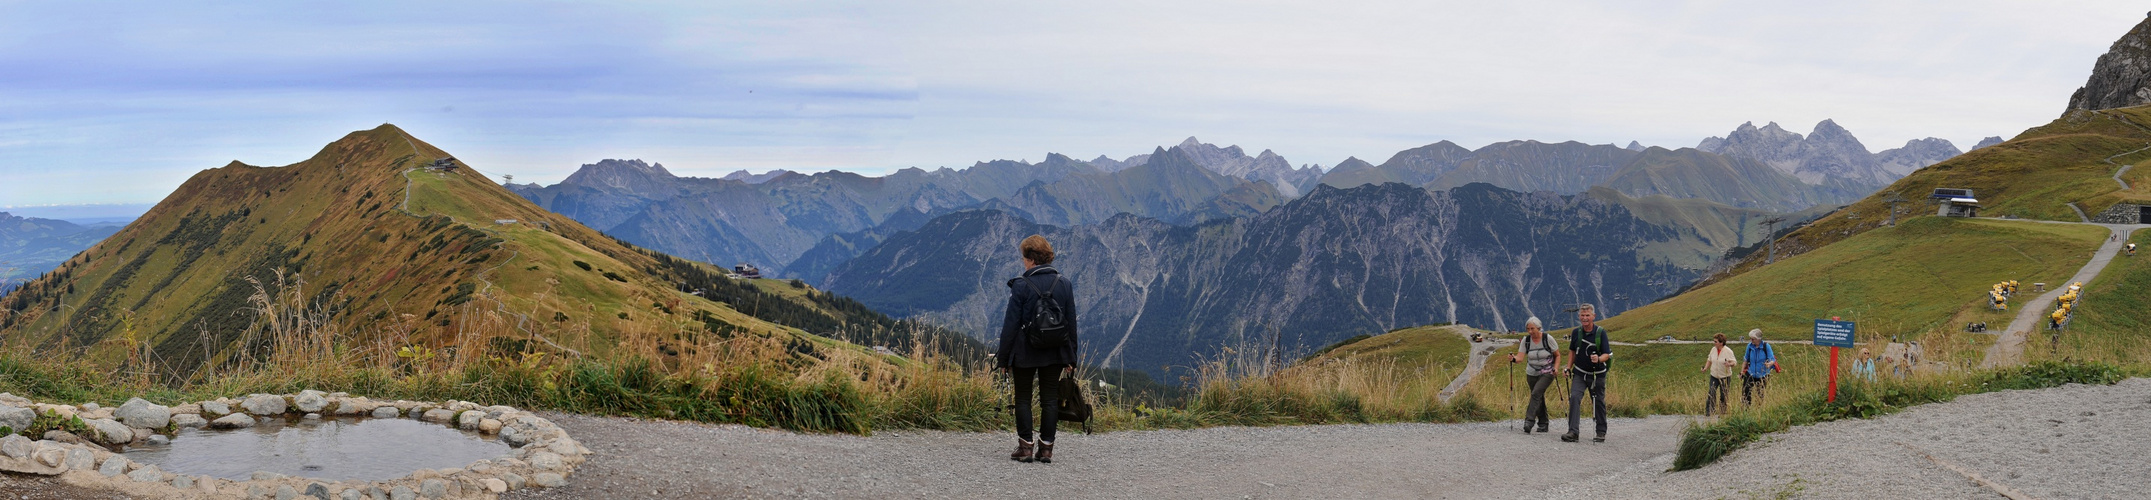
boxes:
[1560,433,1579,443]
[1592,435,1606,443]
[1536,424,1549,433]
[1521,425,1532,435]
[1011,439,1034,463]
[1036,442,1054,464]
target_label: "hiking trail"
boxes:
[1980,221,2138,368]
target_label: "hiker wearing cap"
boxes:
[1508,316,1557,434]
[1742,329,1778,407]
[1558,304,1612,443]
[1701,333,1737,416]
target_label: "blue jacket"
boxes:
[996,265,1080,369]
[1745,341,1776,379]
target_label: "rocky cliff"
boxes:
[2067,14,2151,112]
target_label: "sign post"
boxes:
[1813,318,1857,402]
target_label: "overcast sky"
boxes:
[2,0,2145,208]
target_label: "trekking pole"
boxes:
[1507,352,1517,431]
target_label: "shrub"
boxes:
[572,261,592,271]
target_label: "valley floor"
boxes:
[499,413,1688,499]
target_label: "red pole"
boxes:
[1827,346,1840,403]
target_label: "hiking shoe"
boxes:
[1036,442,1054,464]
[1536,424,1549,433]
[1011,439,1034,463]
[1560,433,1579,443]
[1521,424,1532,435]
[1592,435,1606,443]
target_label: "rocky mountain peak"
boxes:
[1625,141,1645,151]
[1971,136,2006,150]
[2066,15,2151,112]
[561,159,678,192]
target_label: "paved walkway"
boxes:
[1981,222,2140,368]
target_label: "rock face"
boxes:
[2068,15,2151,112]
[827,183,1702,377]
[116,398,171,429]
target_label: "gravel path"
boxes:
[1983,222,2137,368]
[503,414,1687,499]
[1439,326,1514,403]
[1539,377,2151,499]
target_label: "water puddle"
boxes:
[122,416,511,481]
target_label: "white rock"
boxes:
[200,401,231,417]
[481,477,507,493]
[241,394,287,415]
[33,447,62,468]
[0,404,33,433]
[79,402,100,411]
[172,413,208,428]
[457,410,484,430]
[294,390,329,413]
[209,413,255,429]
[529,451,564,470]
[115,397,171,429]
[63,448,92,470]
[170,475,194,489]
[127,464,164,482]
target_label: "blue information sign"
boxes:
[1813,319,1856,348]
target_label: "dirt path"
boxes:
[1981,223,2138,368]
[503,414,1688,499]
[1438,326,1512,403]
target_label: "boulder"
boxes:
[420,408,456,424]
[390,485,416,500]
[33,446,63,468]
[63,448,92,470]
[172,413,208,428]
[294,390,329,413]
[82,418,133,445]
[97,455,130,477]
[241,394,288,415]
[274,484,297,500]
[478,419,502,434]
[532,472,566,488]
[0,404,33,433]
[127,464,164,482]
[304,482,331,499]
[0,435,31,459]
[200,401,232,417]
[498,472,525,489]
[481,478,507,493]
[116,397,171,429]
[209,414,255,429]
[339,487,363,500]
[420,478,446,499]
[529,451,564,470]
[456,410,484,430]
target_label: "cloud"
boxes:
[0,0,2144,205]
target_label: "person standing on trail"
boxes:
[996,235,1080,464]
[1508,316,1558,434]
[1853,348,1877,382]
[1742,329,1778,407]
[1558,304,1612,443]
[1701,333,1737,416]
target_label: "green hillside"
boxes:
[2046,228,2151,363]
[1586,187,1776,270]
[1700,106,2151,289]
[1600,217,2104,344]
[0,125,969,382]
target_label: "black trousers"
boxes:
[1524,373,1554,429]
[1742,374,1769,406]
[1705,376,1731,416]
[1567,371,1607,437]
[1013,365,1066,443]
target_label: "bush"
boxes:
[572,261,592,271]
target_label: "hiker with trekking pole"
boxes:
[1559,304,1612,443]
[1508,316,1557,434]
[996,235,1080,464]
[1742,329,1779,407]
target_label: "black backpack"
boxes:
[1021,274,1072,350]
[1056,370,1094,433]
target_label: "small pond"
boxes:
[122,416,512,481]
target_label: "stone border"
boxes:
[0,390,589,499]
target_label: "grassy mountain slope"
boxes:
[2045,229,2151,363]
[1598,147,1862,213]
[1584,187,1775,271]
[1698,107,2151,289]
[0,125,969,381]
[1598,217,2104,344]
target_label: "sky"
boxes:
[1,0,2146,208]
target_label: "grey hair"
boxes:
[1576,303,1595,314]
[1524,316,1542,329]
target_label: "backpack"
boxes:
[1522,335,1556,375]
[1572,326,1611,374]
[1022,274,1073,350]
[1055,370,1094,433]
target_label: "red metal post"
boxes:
[1827,346,1840,403]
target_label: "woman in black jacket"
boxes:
[997,235,1079,463]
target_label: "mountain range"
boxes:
[0,213,127,296]
[824,182,1708,376]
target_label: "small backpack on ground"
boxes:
[1022,274,1072,350]
[1056,370,1093,434]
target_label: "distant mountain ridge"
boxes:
[0,212,125,292]
[1697,119,1961,185]
[824,182,1707,377]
